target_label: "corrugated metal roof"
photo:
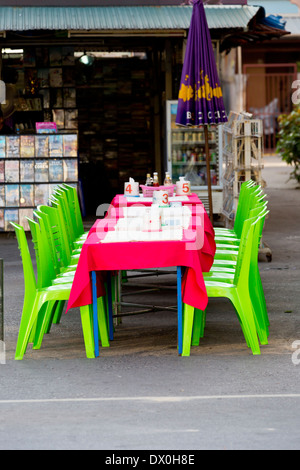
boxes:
[0,5,260,31]
[248,0,298,16]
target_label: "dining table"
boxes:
[66,193,216,357]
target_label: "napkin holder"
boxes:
[124,178,139,197]
[176,176,191,196]
[152,190,169,208]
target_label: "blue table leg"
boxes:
[91,271,99,358]
[177,266,183,355]
[106,271,114,341]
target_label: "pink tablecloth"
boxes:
[66,195,216,312]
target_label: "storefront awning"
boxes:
[0,5,262,34]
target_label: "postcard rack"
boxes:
[0,133,78,232]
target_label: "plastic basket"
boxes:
[140,185,175,197]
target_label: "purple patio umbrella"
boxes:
[176,0,228,222]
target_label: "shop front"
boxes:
[0,3,282,227]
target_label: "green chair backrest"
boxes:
[51,184,84,239]
[36,205,71,268]
[249,202,268,247]
[63,184,84,236]
[27,217,57,288]
[33,210,61,277]
[234,183,265,239]
[54,185,83,239]
[10,222,37,296]
[233,180,255,233]
[250,209,269,268]
[233,207,269,287]
[234,182,260,238]
[50,193,76,249]
[233,216,255,286]
[52,188,77,238]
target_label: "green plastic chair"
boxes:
[214,181,266,251]
[61,184,87,242]
[35,203,114,344]
[215,198,268,253]
[32,209,76,329]
[52,184,88,246]
[37,204,80,269]
[181,213,267,357]
[203,208,269,338]
[11,221,109,360]
[49,193,81,255]
[37,199,114,352]
[32,204,81,330]
[210,205,270,332]
[53,187,78,234]
[49,195,83,260]
[27,216,91,348]
[214,180,256,239]
[27,212,75,340]
[215,182,265,247]
[51,191,77,246]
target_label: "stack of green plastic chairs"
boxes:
[180,181,270,356]
[210,182,270,336]
[11,219,107,360]
[181,205,269,356]
[44,184,116,343]
[31,202,92,341]
[11,184,110,359]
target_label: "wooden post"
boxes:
[204,126,214,224]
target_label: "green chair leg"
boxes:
[80,305,95,359]
[15,296,42,360]
[33,301,57,349]
[227,289,261,355]
[182,304,195,357]
[191,308,206,346]
[97,296,110,348]
[52,300,65,324]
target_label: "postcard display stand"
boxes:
[222,111,264,223]
[0,134,78,231]
[166,100,223,214]
[13,46,78,133]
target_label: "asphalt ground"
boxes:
[0,154,299,451]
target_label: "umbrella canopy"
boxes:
[175,0,227,223]
[176,0,228,127]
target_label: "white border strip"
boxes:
[1,394,300,405]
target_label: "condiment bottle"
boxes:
[164,172,172,186]
[153,172,159,187]
[145,173,153,186]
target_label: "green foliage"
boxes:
[276,106,300,182]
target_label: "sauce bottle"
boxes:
[153,172,159,187]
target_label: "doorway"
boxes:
[243,63,297,152]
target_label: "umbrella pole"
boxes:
[204,125,214,224]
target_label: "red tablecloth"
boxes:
[66,194,216,312]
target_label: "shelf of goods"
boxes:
[166,100,223,215]
[222,111,264,225]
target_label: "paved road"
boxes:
[0,154,299,450]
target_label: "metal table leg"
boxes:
[106,271,114,341]
[177,266,183,355]
[91,271,99,358]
